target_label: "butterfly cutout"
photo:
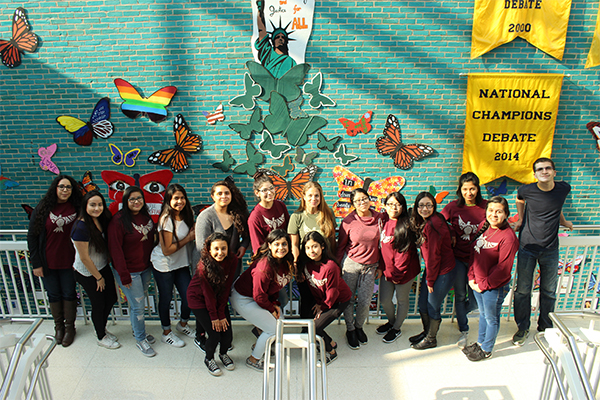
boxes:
[339,111,372,137]
[264,92,327,147]
[56,97,114,146]
[317,132,341,152]
[233,142,265,176]
[259,130,292,159]
[246,61,310,102]
[229,107,264,140]
[202,104,225,125]
[376,114,435,170]
[272,155,295,177]
[78,170,100,195]
[0,165,19,191]
[295,147,318,166]
[229,73,262,110]
[109,144,141,168]
[586,121,600,152]
[114,78,177,123]
[333,144,358,166]
[38,144,59,175]
[21,204,34,219]
[288,96,308,119]
[213,150,236,172]
[147,114,202,173]
[0,8,39,68]
[256,165,317,201]
[303,72,335,108]
[486,179,508,197]
[332,166,406,218]
[428,185,449,204]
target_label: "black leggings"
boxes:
[192,308,232,359]
[303,290,349,352]
[75,266,118,340]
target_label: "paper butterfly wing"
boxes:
[229,107,263,140]
[333,144,358,166]
[246,61,310,102]
[272,155,294,177]
[287,115,327,147]
[367,176,406,213]
[264,92,292,135]
[56,116,93,146]
[289,165,317,199]
[148,114,201,173]
[213,150,235,172]
[78,170,100,195]
[123,149,141,168]
[229,73,262,110]
[0,8,38,68]
[376,114,434,170]
[89,97,113,139]
[233,142,264,176]
[317,132,340,151]
[259,130,291,159]
[303,72,335,108]
[586,121,600,152]
[109,143,124,165]
[38,144,59,174]
[256,169,290,201]
[332,166,364,218]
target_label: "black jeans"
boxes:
[75,266,118,340]
[193,308,232,360]
[152,267,192,330]
[43,268,77,303]
[303,291,349,353]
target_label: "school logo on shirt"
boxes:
[458,216,478,241]
[133,220,154,241]
[275,272,292,288]
[49,211,76,233]
[304,269,327,288]
[380,232,393,244]
[263,214,286,230]
[474,235,499,254]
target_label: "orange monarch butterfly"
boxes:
[78,171,100,195]
[254,165,317,201]
[0,8,39,68]
[376,114,434,170]
[148,114,202,173]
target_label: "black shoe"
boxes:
[409,331,426,344]
[382,329,402,344]
[204,358,222,376]
[462,342,480,355]
[355,328,368,345]
[376,322,393,335]
[346,330,360,350]
[466,343,492,361]
[326,350,338,365]
[195,336,206,354]
[412,337,437,350]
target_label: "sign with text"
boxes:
[471,0,572,60]
[462,73,563,184]
[586,6,600,69]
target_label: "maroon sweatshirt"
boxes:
[421,214,455,287]
[234,258,292,313]
[187,255,238,320]
[441,200,487,262]
[303,259,352,309]
[248,200,290,253]
[336,210,385,265]
[380,219,421,284]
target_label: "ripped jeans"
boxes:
[113,267,152,342]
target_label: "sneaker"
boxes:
[512,329,529,347]
[355,327,368,345]
[194,337,206,353]
[382,329,402,344]
[246,356,264,372]
[136,339,156,357]
[176,322,196,338]
[457,331,469,349]
[376,322,393,335]
[461,342,480,355]
[98,335,121,349]
[162,331,185,348]
[131,332,156,344]
[219,353,235,370]
[466,344,492,361]
[105,330,118,341]
[205,358,222,376]
[326,351,338,365]
[346,330,360,350]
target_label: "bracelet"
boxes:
[96,277,103,282]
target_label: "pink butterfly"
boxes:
[38,144,59,174]
[202,104,224,125]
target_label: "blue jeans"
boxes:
[473,283,510,353]
[513,246,559,332]
[418,267,457,320]
[454,259,478,332]
[152,267,192,330]
[113,267,152,342]
[42,268,77,303]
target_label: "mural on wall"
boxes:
[255,165,317,201]
[0,166,19,191]
[486,179,508,197]
[109,144,141,168]
[229,73,262,110]
[303,72,335,108]
[272,155,294,177]
[339,111,373,137]
[56,97,114,147]
[78,171,100,195]
[258,130,292,159]
[147,114,202,173]
[247,61,310,103]
[0,7,39,68]
[229,107,264,140]
[37,144,59,175]
[114,78,177,123]
[212,150,236,172]
[376,114,435,170]
[316,132,340,152]
[333,144,358,166]
[202,104,225,125]
[586,121,600,152]
[428,185,449,205]
[233,142,265,176]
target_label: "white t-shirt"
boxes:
[150,216,191,272]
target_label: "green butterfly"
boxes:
[233,142,265,176]
[228,108,264,140]
[259,130,291,159]
[317,132,341,152]
[212,150,236,172]
[246,61,311,102]
[264,92,327,147]
[295,147,318,166]
[334,144,358,166]
[272,155,295,177]
[229,73,262,110]
[288,96,308,119]
[303,72,335,109]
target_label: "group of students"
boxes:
[26,156,572,376]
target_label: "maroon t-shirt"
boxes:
[421,214,455,287]
[45,202,77,270]
[441,200,487,262]
[248,200,290,253]
[187,255,238,320]
[379,219,421,284]
[303,259,352,309]
[234,258,292,313]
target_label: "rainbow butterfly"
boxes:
[109,144,141,168]
[38,143,59,174]
[0,8,39,68]
[114,78,177,123]
[147,114,202,173]
[339,111,373,137]
[56,98,114,146]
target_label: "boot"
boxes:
[412,318,441,350]
[409,312,430,344]
[62,300,77,347]
[49,302,64,345]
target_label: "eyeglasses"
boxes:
[353,197,370,204]
[386,203,401,209]
[418,204,434,210]
[535,166,554,172]
[259,187,275,194]
[57,185,72,191]
[128,196,144,203]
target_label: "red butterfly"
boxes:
[0,8,39,68]
[339,111,372,136]
[148,114,202,173]
[255,165,317,201]
[376,114,434,170]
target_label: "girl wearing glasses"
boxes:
[441,172,487,348]
[108,186,157,357]
[410,192,456,350]
[28,175,82,347]
[150,184,196,348]
[336,188,385,350]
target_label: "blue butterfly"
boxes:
[487,179,508,197]
[109,144,141,168]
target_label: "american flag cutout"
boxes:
[202,104,225,125]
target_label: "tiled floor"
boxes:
[3,316,547,400]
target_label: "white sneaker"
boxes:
[176,322,196,338]
[105,330,118,341]
[457,331,469,349]
[98,335,121,349]
[162,331,185,348]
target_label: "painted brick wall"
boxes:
[1,0,599,230]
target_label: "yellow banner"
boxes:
[586,6,600,69]
[462,73,563,184]
[471,0,573,60]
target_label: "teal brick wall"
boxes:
[1,0,600,229]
